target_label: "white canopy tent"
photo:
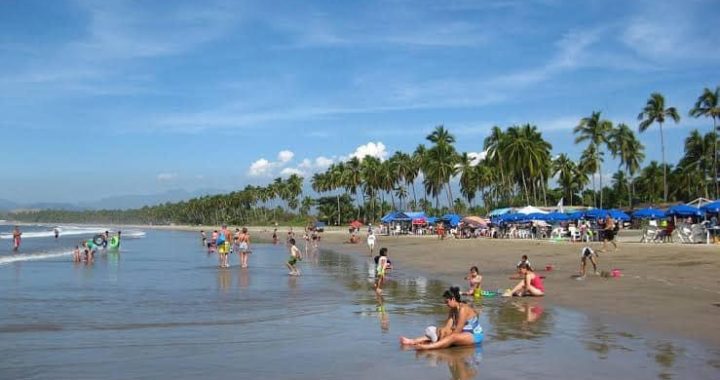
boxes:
[516,206,549,215]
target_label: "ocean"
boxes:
[1,224,718,379]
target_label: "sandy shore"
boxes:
[71,223,720,346]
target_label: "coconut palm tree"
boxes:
[552,153,578,206]
[483,126,508,199]
[574,111,613,208]
[679,130,714,198]
[579,144,601,207]
[609,123,645,207]
[425,125,459,210]
[456,152,477,207]
[689,86,720,197]
[638,92,681,202]
[413,144,428,205]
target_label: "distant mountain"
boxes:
[0,198,18,211]
[78,188,225,210]
[0,188,226,212]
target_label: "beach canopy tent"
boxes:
[545,212,570,222]
[526,212,549,221]
[461,216,489,228]
[665,204,702,217]
[608,209,631,221]
[426,217,439,224]
[441,214,462,227]
[517,206,548,215]
[349,220,363,229]
[566,211,585,220]
[632,207,666,219]
[412,217,427,225]
[488,207,512,217]
[380,211,411,223]
[700,201,720,213]
[497,213,527,222]
[583,208,609,219]
[405,211,427,219]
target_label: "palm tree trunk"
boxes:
[659,122,668,202]
[520,169,530,205]
[337,194,341,226]
[627,169,632,208]
[446,183,455,212]
[540,173,548,206]
[410,180,418,208]
[714,117,718,199]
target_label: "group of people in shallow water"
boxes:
[201,226,321,274]
[399,253,548,351]
[72,230,121,263]
[201,225,252,268]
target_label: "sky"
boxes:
[1,0,719,204]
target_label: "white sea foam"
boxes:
[0,226,146,239]
[0,251,73,266]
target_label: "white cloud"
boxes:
[315,156,334,169]
[280,167,304,176]
[468,151,487,166]
[350,141,388,161]
[248,158,272,177]
[157,173,177,181]
[277,150,294,163]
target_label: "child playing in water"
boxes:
[504,263,544,297]
[73,245,81,262]
[286,238,302,276]
[374,247,390,295]
[463,266,483,298]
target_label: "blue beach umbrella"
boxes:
[665,204,702,217]
[700,201,720,213]
[584,208,609,219]
[526,212,548,221]
[566,211,584,220]
[545,212,570,222]
[632,207,666,219]
[608,209,631,221]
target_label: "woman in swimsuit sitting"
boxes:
[400,286,484,350]
[505,262,544,297]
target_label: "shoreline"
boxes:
[6,221,720,347]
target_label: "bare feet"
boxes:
[400,336,414,345]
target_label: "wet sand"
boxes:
[143,224,720,347]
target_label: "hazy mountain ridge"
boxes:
[0,189,224,211]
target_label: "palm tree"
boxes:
[574,111,613,208]
[689,86,720,197]
[457,152,477,207]
[638,92,681,202]
[609,123,645,207]
[425,125,459,210]
[552,154,578,206]
[413,144,428,205]
[679,130,714,198]
[483,126,508,201]
[578,144,601,207]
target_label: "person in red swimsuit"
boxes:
[505,262,544,297]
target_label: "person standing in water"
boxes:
[200,230,207,247]
[286,238,302,276]
[53,227,59,239]
[237,227,251,268]
[374,247,390,295]
[12,226,21,252]
[367,230,377,256]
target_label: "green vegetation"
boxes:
[5,87,720,225]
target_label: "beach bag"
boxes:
[217,232,226,245]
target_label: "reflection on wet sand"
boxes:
[486,298,553,341]
[415,345,482,380]
[217,268,231,292]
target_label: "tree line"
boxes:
[5,87,719,225]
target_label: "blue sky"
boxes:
[2,0,719,204]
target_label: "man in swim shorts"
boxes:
[286,238,302,275]
[602,216,618,252]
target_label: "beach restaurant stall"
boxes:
[380,211,412,235]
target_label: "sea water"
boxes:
[1,227,718,379]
